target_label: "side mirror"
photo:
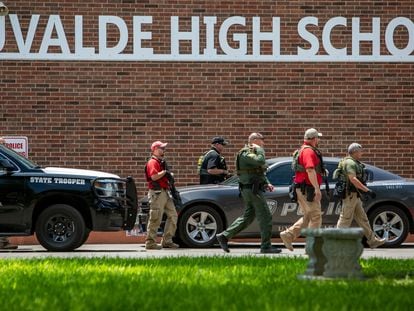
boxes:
[0,158,15,172]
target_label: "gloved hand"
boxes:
[366,189,376,199]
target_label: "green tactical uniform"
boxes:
[220,144,273,251]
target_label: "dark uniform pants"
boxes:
[221,188,272,250]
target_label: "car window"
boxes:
[0,154,18,171]
[365,164,403,181]
[222,159,402,186]
[325,162,338,183]
[267,164,294,186]
[0,145,39,169]
[267,161,339,186]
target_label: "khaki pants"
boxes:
[285,188,322,240]
[145,189,178,246]
[337,192,375,242]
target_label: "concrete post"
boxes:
[299,228,364,280]
[300,228,326,276]
[321,228,364,279]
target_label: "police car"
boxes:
[139,157,414,248]
[0,144,138,251]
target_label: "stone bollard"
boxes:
[300,228,326,277]
[321,228,364,279]
[299,228,364,280]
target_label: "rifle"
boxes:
[163,161,182,208]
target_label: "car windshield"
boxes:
[0,144,40,169]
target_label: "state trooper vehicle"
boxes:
[0,144,138,251]
[138,157,414,248]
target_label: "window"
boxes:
[267,164,294,186]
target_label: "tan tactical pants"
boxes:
[145,189,178,246]
[337,192,375,242]
[285,188,322,239]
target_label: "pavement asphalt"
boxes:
[1,242,413,260]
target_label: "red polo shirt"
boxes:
[146,157,169,189]
[294,143,323,186]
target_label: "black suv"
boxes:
[0,144,138,251]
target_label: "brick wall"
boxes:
[1,1,413,197]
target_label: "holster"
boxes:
[239,177,264,196]
[299,182,306,195]
[305,184,315,202]
[250,176,264,195]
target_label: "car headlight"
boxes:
[93,179,126,202]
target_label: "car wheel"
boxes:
[35,204,86,251]
[75,228,91,249]
[178,205,223,248]
[368,205,409,247]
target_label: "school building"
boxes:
[1,1,413,244]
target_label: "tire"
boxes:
[368,205,409,247]
[178,205,223,248]
[35,204,86,251]
[75,228,91,249]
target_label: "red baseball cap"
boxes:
[151,141,168,152]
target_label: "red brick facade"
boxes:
[1,1,413,197]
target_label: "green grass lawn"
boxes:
[0,256,413,311]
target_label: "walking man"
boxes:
[335,143,386,248]
[216,133,281,254]
[280,128,325,251]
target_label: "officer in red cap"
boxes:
[144,141,179,250]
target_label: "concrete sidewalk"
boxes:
[1,242,413,260]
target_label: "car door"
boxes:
[265,163,302,231]
[0,155,26,232]
[237,163,297,234]
[321,161,342,226]
[265,161,342,232]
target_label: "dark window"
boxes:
[366,165,403,181]
[267,164,294,186]
[0,154,18,171]
[267,161,340,186]
[325,162,339,183]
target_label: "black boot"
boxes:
[216,233,230,253]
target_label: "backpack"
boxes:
[197,150,215,175]
[333,156,366,199]
[332,158,347,199]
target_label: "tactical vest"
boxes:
[291,145,324,174]
[333,156,366,193]
[197,149,215,175]
[145,156,167,190]
[236,145,267,175]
